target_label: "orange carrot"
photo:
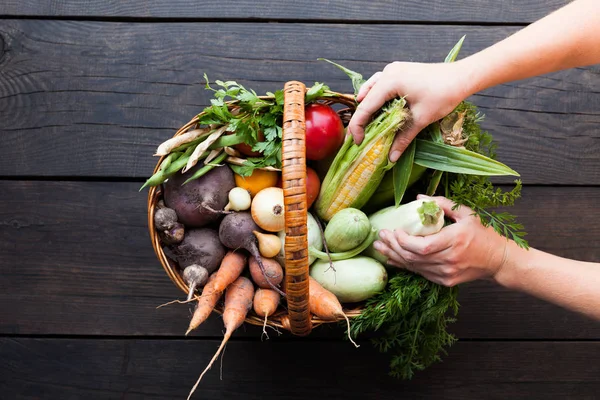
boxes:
[309,277,359,348]
[253,288,281,337]
[186,273,220,335]
[186,250,247,335]
[187,277,254,400]
[213,251,247,293]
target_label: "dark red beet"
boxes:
[164,164,235,227]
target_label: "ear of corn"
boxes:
[314,98,410,221]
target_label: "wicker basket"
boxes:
[148,81,364,336]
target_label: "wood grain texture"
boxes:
[0,0,569,23]
[1,181,598,338]
[1,338,599,400]
[0,21,599,184]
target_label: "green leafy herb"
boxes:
[445,101,529,249]
[393,140,416,206]
[350,272,459,379]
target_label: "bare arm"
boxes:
[373,196,600,321]
[348,0,600,162]
[461,0,600,96]
[495,242,600,320]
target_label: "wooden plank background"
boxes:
[0,0,569,22]
[0,1,598,399]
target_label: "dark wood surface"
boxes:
[0,1,569,23]
[1,1,598,399]
[2,339,600,400]
[1,181,599,339]
[1,21,599,184]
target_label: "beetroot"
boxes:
[164,164,235,227]
[170,228,226,297]
[219,212,285,297]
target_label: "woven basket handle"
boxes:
[282,81,312,336]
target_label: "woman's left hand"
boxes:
[373,195,509,287]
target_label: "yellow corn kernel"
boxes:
[322,136,388,220]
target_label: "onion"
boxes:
[224,187,251,211]
[251,187,284,232]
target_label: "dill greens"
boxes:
[445,101,529,249]
[350,271,459,379]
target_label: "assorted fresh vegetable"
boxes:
[310,257,388,303]
[364,199,445,264]
[305,103,346,160]
[144,36,528,397]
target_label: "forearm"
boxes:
[496,241,600,320]
[458,0,600,97]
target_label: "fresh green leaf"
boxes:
[426,170,444,196]
[318,58,366,96]
[393,140,416,207]
[444,35,466,63]
[414,140,520,176]
[305,82,326,103]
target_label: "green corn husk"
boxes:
[363,163,427,211]
[314,97,410,221]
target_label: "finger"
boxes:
[356,71,381,102]
[387,259,444,283]
[388,107,427,162]
[380,228,451,256]
[347,82,395,145]
[417,195,474,221]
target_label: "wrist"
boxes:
[492,240,529,290]
[453,56,489,99]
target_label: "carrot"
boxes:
[309,277,359,348]
[213,251,247,293]
[185,250,247,335]
[187,277,254,400]
[186,274,221,335]
[253,288,281,338]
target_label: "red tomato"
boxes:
[306,167,321,209]
[304,103,345,161]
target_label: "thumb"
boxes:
[417,195,473,221]
[388,120,425,162]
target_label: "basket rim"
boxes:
[147,85,362,332]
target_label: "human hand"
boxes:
[347,61,471,162]
[372,195,509,287]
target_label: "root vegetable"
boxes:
[186,273,221,335]
[249,256,283,289]
[224,187,251,211]
[159,222,185,245]
[171,228,225,270]
[171,228,225,300]
[186,251,247,335]
[154,207,178,230]
[309,277,359,348]
[182,265,209,301]
[253,231,281,258]
[253,288,281,336]
[187,277,254,400]
[251,187,285,232]
[219,212,285,297]
[164,164,235,227]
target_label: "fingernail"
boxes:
[373,241,382,250]
[390,151,400,162]
[378,231,387,240]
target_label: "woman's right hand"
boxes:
[347,60,472,162]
